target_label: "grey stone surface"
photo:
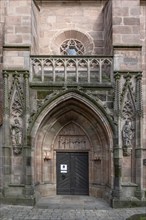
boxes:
[0,196,146,220]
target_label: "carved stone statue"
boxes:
[11,118,22,155]
[122,120,134,156]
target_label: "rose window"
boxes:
[60,39,85,55]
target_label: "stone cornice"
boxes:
[3,45,31,51]
[113,45,142,50]
[29,82,114,89]
[114,71,142,74]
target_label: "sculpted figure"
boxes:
[122,120,134,156]
[11,118,22,155]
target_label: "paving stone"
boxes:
[0,199,146,220]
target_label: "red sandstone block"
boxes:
[113,0,139,7]
[21,16,31,25]
[113,17,122,25]
[122,34,141,44]
[5,34,23,44]
[124,17,140,25]
[15,26,30,34]
[113,26,132,34]
[6,16,21,25]
[15,6,30,15]
[130,7,139,16]
[132,26,140,34]
[113,7,129,16]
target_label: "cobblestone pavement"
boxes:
[0,196,146,220]
[0,197,146,220]
[0,204,146,220]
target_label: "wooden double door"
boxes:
[56,152,89,195]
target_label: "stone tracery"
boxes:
[60,39,85,55]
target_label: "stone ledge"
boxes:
[126,214,146,220]
[121,183,138,187]
[3,70,29,73]
[114,71,142,74]
[111,199,146,208]
[29,82,114,89]
[3,45,31,51]
[113,45,142,49]
[0,197,35,206]
[9,184,25,187]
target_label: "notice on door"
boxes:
[60,164,67,173]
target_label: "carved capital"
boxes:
[135,72,142,81]
[124,72,132,81]
[3,71,9,78]
[114,72,121,80]
[12,71,20,79]
[23,71,29,79]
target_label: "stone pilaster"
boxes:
[135,73,144,199]
[113,72,122,199]
[23,71,32,191]
[3,72,11,180]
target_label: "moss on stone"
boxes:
[126,214,146,220]
[37,91,50,99]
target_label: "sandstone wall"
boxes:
[140,0,146,189]
[3,0,32,70]
[112,0,146,193]
[38,1,105,55]
[0,0,5,195]
[112,0,141,72]
[103,0,112,55]
[31,0,40,54]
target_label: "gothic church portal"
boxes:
[0,0,146,208]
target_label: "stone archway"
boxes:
[31,93,114,200]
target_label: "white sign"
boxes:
[60,164,67,173]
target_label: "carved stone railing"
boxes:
[30,56,113,84]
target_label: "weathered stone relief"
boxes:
[9,76,24,155]
[121,75,136,156]
[55,123,89,150]
[58,135,87,150]
[122,119,134,156]
[114,72,142,157]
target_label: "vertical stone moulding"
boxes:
[113,72,122,199]
[3,71,11,180]
[135,73,144,199]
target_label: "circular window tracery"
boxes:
[60,39,85,55]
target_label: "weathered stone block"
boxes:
[130,7,139,16]
[5,34,23,44]
[15,26,30,34]
[113,17,122,25]
[124,17,140,25]
[113,26,132,34]
[113,7,129,16]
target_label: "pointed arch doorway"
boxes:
[31,93,113,200]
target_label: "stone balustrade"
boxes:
[30,56,113,85]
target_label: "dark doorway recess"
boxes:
[56,152,89,195]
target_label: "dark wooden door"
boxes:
[56,152,89,195]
